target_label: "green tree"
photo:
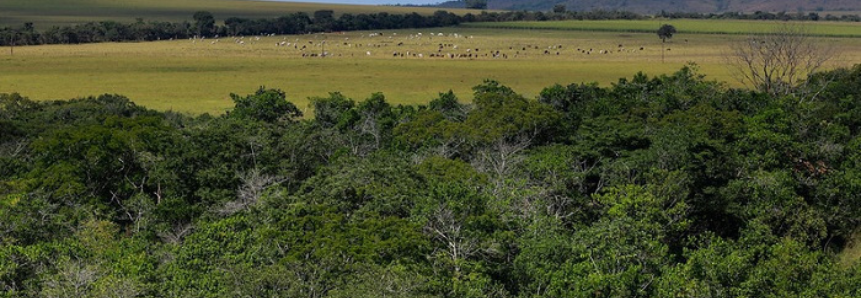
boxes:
[540,185,685,297]
[657,24,676,42]
[429,90,466,121]
[657,24,676,63]
[229,87,302,124]
[192,11,215,37]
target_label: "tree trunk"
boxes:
[661,40,664,63]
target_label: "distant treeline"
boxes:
[3,8,859,47]
[0,9,643,46]
[659,10,861,21]
[0,11,457,46]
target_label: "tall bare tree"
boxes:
[424,205,478,276]
[727,23,835,98]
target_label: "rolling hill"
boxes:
[483,0,861,14]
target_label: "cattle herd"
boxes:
[186,31,657,60]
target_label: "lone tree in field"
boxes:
[657,24,676,63]
[727,23,835,97]
[464,0,488,9]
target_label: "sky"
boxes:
[270,0,443,5]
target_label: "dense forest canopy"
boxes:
[2,63,861,297]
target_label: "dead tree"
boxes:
[424,205,478,276]
[727,23,835,98]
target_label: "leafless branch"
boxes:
[218,169,284,216]
[157,222,193,244]
[727,23,836,98]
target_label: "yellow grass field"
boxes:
[3,26,861,114]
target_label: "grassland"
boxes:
[463,19,861,37]
[0,0,479,28]
[3,23,861,114]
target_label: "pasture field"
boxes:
[3,24,861,114]
[463,19,861,37]
[0,0,479,28]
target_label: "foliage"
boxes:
[228,87,302,124]
[4,64,861,296]
[192,11,215,37]
[657,24,676,42]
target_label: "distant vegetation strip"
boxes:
[0,10,464,46]
[0,0,481,28]
[0,9,647,47]
[462,20,861,37]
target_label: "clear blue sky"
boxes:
[270,0,443,5]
